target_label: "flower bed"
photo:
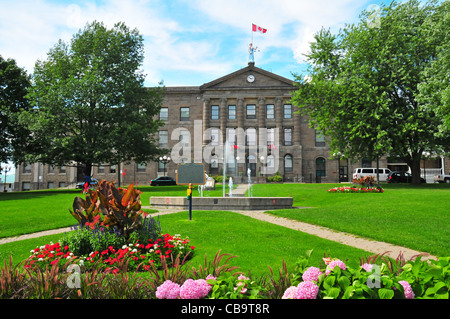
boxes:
[25,233,195,272]
[328,186,384,193]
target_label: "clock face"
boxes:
[247,75,255,82]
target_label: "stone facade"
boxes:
[13,63,450,190]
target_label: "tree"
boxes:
[0,55,31,165]
[21,21,165,178]
[292,0,450,184]
[418,0,450,134]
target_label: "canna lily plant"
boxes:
[69,180,144,238]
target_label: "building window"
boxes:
[316,157,326,177]
[211,105,219,120]
[158,161,165,172]
[22,182,31,191]
[246,105,256,119]
[47,182,54,189]
[23,163,31,174]
[159,107,168,121]
[267,128,275,147]
[284,104,292,119]
[59,182,66,188]
[59,166,66,174]
[211,128,220,146]
[159,130,168,148]
[110,165,116,173]
[98,164,105,174]
[179,129,190,146]
[315,130,325,147]
[137,163,146,172]
[228,105,236,119]
[266,105,275,119]
[227,128,236,146]
[246,128,257,146]
[284,128,292,146]
[284,154,293,172]
[180,107,190,121]
[210,155,219,169]
[362,158,372,168]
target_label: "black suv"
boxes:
[387,171,425,183]
[150,176,177,186]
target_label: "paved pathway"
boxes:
[0,182,438,261]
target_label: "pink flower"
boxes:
[325,259,346,275]
[302,267,323,282]
[282,281,319,299]
[361,263,373,272]
[282,286,298,299]
[206,274,216,281]
[399,281,415,299]
[295,281,319,299]
[180,279,209,299]
[156,280,180,299]
[196,279,212,296]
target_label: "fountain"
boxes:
[228,177,233,197]
[149,137,293,211]
[247,168,253,197]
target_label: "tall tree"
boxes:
[292,0,450,184]
[0,56,31,165]
[21,21,165,178]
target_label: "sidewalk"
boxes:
[0,190,438,261]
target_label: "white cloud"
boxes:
[0,0,373,86]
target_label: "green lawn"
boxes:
[0,210,370,278]
[252,183,450,257]
[1,182,449,276]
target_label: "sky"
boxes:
[0,0,392,88]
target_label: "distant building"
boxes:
[13,63,450,190]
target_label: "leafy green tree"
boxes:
[0,55,31,165]
[292,0,450,184]
[418,0,450,134]
[21,21,165,178]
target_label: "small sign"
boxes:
[176,163,205,185]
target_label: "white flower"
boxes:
[38,258,43,261]
[79,260,84,266]
[122,245,127,249]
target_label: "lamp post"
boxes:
[1,164,11,192]
[159,155,171,176]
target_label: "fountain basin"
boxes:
[149,196,293,210]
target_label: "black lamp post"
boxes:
[1,164,11,192]
[159,155,171,176]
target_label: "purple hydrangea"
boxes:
[155,280,180,299]
[325,259,346,275]
[180,279,209,299]
[295,281,319,299]
[302,266,323,282]
[282,281,319,299]
[399,281,415,299]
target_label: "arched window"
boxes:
[316,157,326,177]
[284,154,293,172]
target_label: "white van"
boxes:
[352,168,392,182]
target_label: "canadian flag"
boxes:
[252,24,267,34]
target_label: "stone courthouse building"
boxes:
[14,62,449,190]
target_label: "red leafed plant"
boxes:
[69,180,144,238]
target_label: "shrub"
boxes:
[267,172,283,183]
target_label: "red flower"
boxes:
[191,246,195,250]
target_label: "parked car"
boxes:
[352,168,391,182]
[388,171,425,183]
[76,178,99,189]
[434,172,450,183]
[150,176,177,186]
